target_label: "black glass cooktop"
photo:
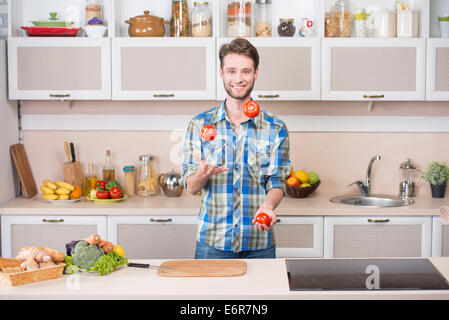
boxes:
[286,259,449,291]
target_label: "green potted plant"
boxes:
[420,161,449,198]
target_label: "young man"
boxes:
[182,38,290,259]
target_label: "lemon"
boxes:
[300,183,311,188]
[113,245,125,258]
[294,170,309,183]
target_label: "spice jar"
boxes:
[353,8,367,37]
[255,0,272,37]
[170,0,190,37]
[191,2,212,37]
[85,0,103,24]
[137,155,158,197]
[277,19,295,37]
[123,166,136,197]
[227,0,252,37]
[333,0,352,37]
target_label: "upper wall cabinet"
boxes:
[112,38,216,100]
[426,39,449,101]
[322,38,426,101]
[8,38,111,100]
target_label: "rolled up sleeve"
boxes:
[265,124,291,194]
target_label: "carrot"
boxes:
[98,240,107,247]
[101,241,114,253]
[83,233,101,245]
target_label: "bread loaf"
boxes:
[16,246,65,262]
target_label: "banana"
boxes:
[55,187,70,195]
[54,181,75,191]
[42,194,58,200]
[40,186,54,194]
[57,194,69,200]
[43,180,57,190]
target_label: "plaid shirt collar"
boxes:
[212,99,261,128]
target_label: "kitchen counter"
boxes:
[1,258,449,300]
[1,193,448,216]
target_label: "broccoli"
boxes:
[72,240,104,270]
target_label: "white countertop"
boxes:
[1,258,449,300]
[1,193,448,216]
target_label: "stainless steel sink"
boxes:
[329,194,414,207]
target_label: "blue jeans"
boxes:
[194,241,276,259]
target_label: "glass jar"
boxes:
[85,0,103,24]
[353,8,367,37]
[277,19,295,37]
[299,13,315,37]
[325,12,337,37]
[397,9,419,38]
[227,0,252,37]
[374,9,396,37]
[191,2,212,37]
[255,0,272,37]
[137,155,158,197]
[333,0,352,37]
[123,166,136,197]
[170,0,190,37]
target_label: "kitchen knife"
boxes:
[64,141,71,162]
[69,142,76,163]
[128,262,173,270]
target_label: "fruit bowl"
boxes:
[286,180,321,198]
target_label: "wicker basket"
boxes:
[0,257,65,286]
[286,180,321,198]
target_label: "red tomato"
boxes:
[96,190,109,199]
[255,213,271,226]
[109,187,122,199]
[200,124,217,141]
[95,180,106,190]
[243,100,260,118]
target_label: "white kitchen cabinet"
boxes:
[324,216,432,258]
[216,37,321,101]
[322,38,427,101]
[426,39,449,100]
[273,216,323,258]
[112,38,216,100]
[432,216,449,257]
[8,37,111,100]
[0,215,108,258]
[108,215,197,259]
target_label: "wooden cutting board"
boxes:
[157,260,247,277]
[10,143,37,198]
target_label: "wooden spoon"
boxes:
[439,206,449,224]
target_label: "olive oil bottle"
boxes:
[102,150,115,183]
[84,163,97,196]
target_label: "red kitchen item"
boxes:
[21,26,81,37]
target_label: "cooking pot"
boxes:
[125,10,168,37]
[158,170,184,197]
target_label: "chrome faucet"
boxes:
[348,155,381,196]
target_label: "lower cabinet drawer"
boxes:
[108,216,197,259]
[273,216,323,258]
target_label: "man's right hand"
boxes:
[185,154,229,194]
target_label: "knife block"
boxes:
[63,161,84,190]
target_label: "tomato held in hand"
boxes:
[255,213,271,227]
[96,190,109,199]
[109,186,122,199]
[200,124,217,141]
[243,100,260,118]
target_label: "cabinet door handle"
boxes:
[150,218,173,223]
[42,218,64,223]
[49,94,70,98]
[276,219,281,223]
[258,94,280,99]
[363,94,384,99]
[153,94,175,98]
[368,218,390,223]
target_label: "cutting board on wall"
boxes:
[157,260,247,277]
[10,143,37,198]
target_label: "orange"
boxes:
[69,185,82,199]
[286,176,300,187]
[294,170,309,183]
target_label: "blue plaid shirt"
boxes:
[182,101,290,252]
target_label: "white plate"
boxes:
[47,198,81,205]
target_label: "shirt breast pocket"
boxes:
[202,139,225,166]
[248,141,271,174]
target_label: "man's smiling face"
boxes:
[220,53,258,101]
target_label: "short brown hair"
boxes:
[219,38,259,70]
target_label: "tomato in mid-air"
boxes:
[201,124,217,141]
[255,213,271,227]
[109,187,122,199]
[96,190,109,199]
[243,100,260,118]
